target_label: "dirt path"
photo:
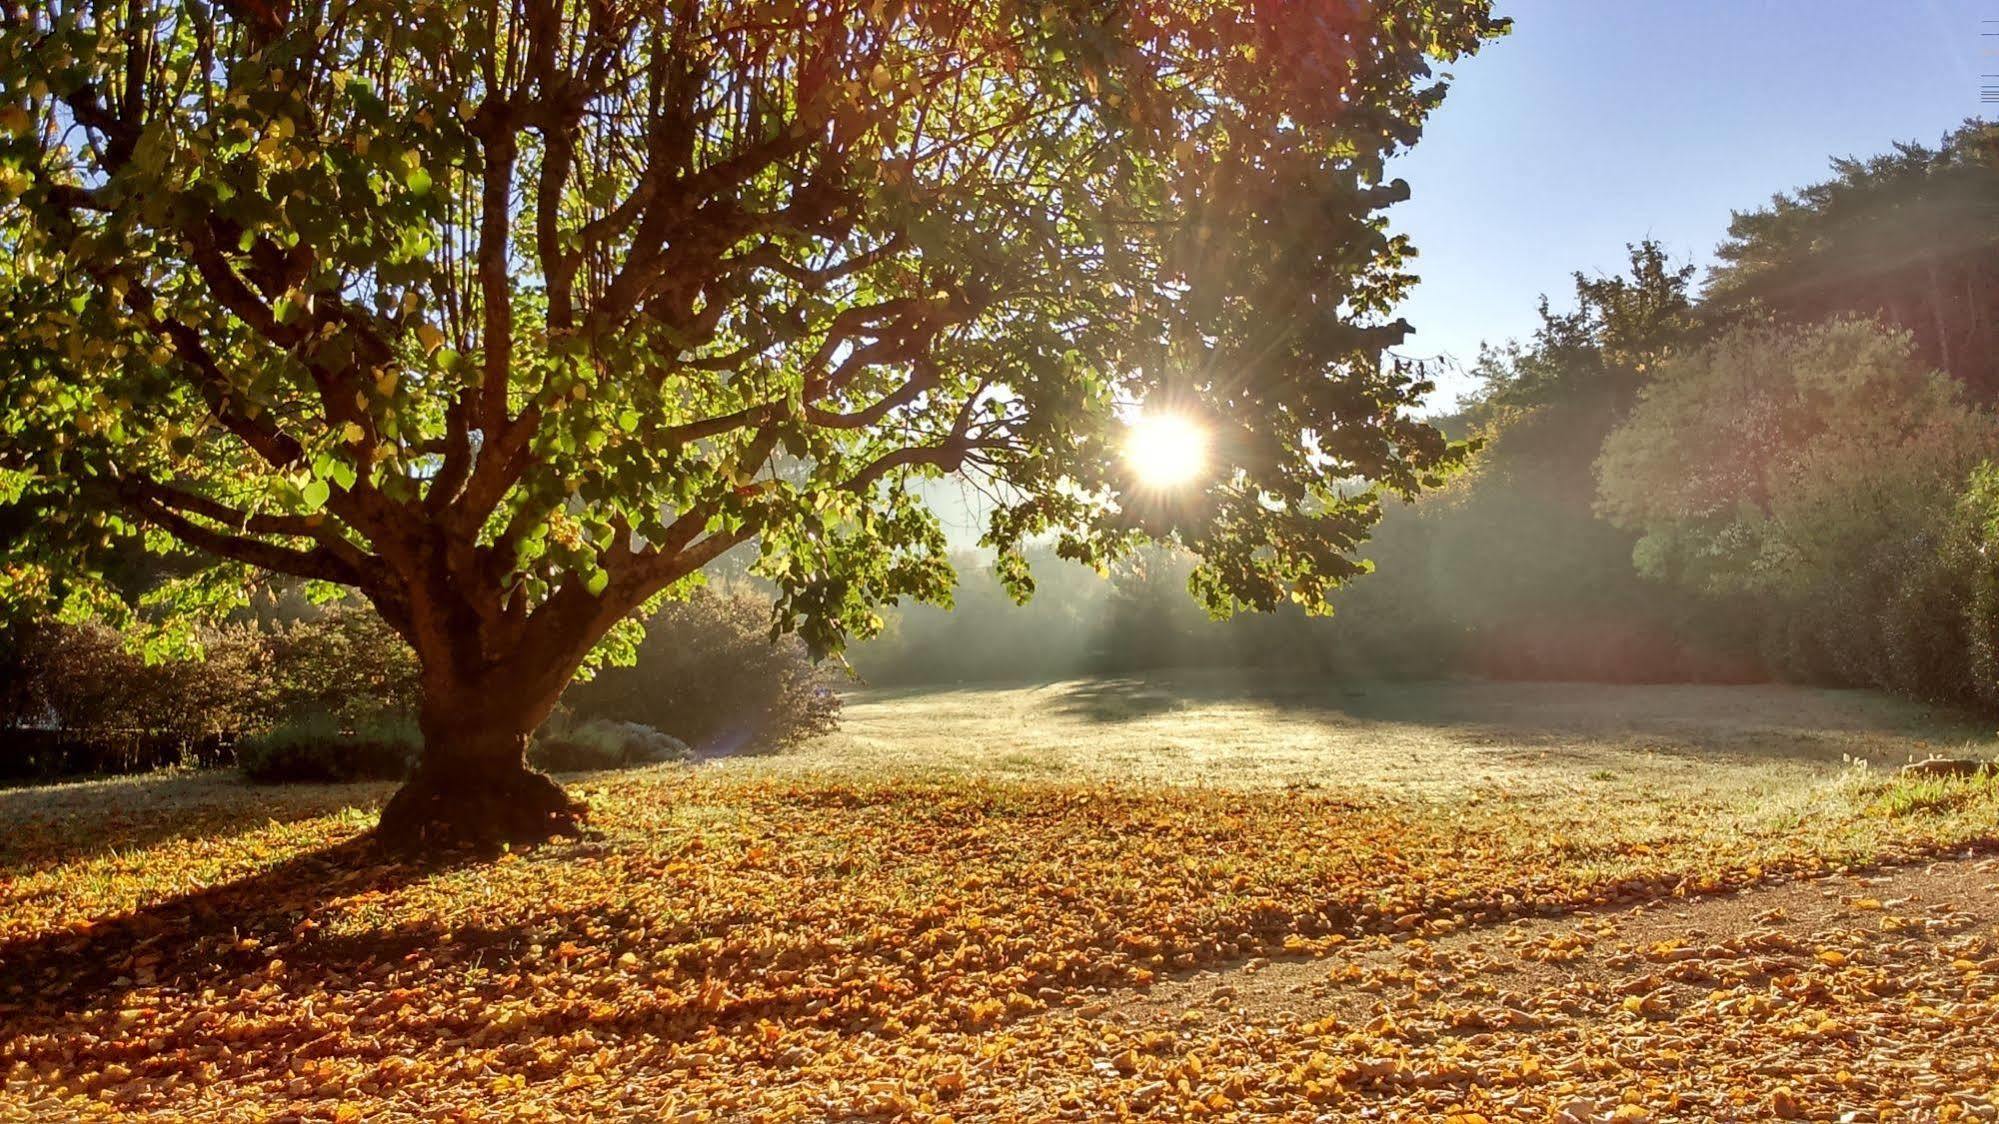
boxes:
[978,853,1999,1121]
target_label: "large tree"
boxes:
[0,0,1503,846]
[1596,318,1995,598]
[1595,318,1999,699]
[1706,121,1999,398]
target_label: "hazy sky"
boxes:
[1388,0,1995,407]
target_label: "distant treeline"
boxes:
[853,120,1999,710]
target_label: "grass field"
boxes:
[802,675,1987,795]
[5,678,1999,1121]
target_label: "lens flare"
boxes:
[1123,412,1209,488]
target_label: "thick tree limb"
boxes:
[122,473,385,579]
[112,479,364,587]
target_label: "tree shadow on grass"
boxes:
[0,835,460,1021]
[0,771,393,874]
[1049,676,1188,722]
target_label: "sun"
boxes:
[1123,411,1210,489]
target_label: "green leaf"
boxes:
[300,478,330,511]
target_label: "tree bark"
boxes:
[374,677,583,853]
[1925,261,1953,378]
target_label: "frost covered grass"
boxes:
[789,675,1986,798]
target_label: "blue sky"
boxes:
[1388,0,1995,407]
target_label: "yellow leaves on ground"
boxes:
[2,767,1999,1119]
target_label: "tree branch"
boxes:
[111,479,365,587]
[120,474,382,579]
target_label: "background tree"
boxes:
[1597,319,1998,700]
[1597,319,1994,595]
[1361,242,1760,681]
[0,0,1504,845]
[1707,120,1999,397]
[849,125,1999,706]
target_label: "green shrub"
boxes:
[236,713,419,784]
[1961,464,1999,711]
[530,717,689,773]
[1876,534,1977,704]
[0,620,265,752]
[563,589,840,754]
[1,603,423,779]
[261,605,420,726]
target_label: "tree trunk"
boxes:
[1925,261,1953,377]
[374,678,584,853]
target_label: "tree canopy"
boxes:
[0,0,1504,843]
[1707,120,1999,397]
[1363,242,1729,680]
[1596,318,1996,597]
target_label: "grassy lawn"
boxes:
[4,679,1999,1120]
[801,675,1987,797]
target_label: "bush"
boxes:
[1958,464,1999,711]
[261,605,420,726]
[530,717,690,772]
[0,616,267,748]
[0,727,234,782]
[236,713,419,784]
[1876,533,1977,704]
[5,589,823,781]
[0,603,426,779]
[563,590,840,754]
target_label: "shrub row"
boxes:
[1760,466,1999,712]
[4,588,842,782]
[235,713,693,784]
[236,714,421,784]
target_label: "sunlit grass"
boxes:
[779,674,1983,798]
